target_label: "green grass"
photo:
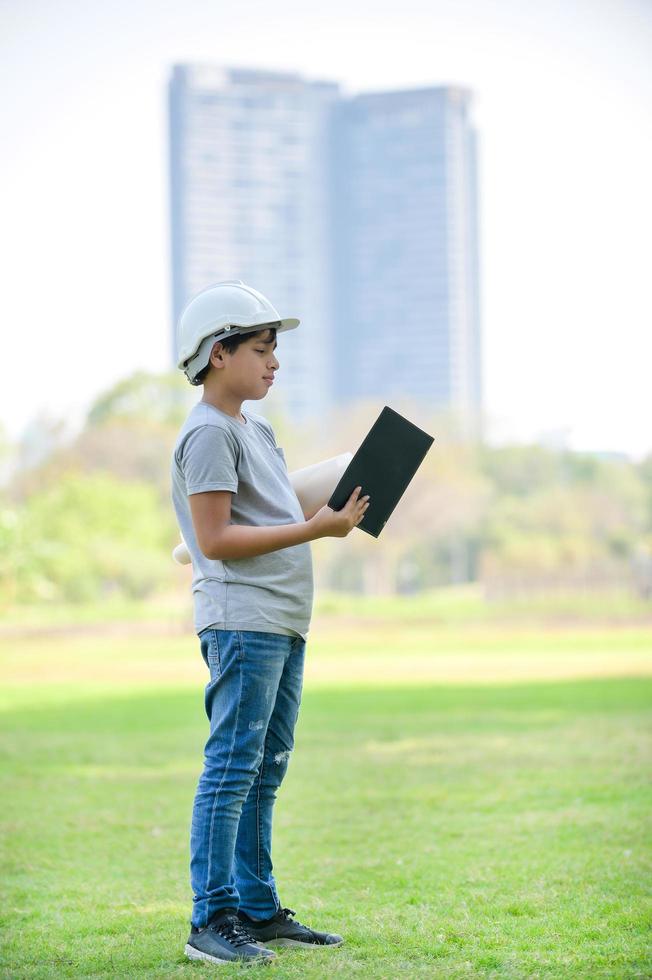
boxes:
[0,627,651,977]
[312,584,652,627]
[1,584,651,631]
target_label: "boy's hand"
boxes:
[307,486,370,539]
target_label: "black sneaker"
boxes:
[238,906,344,948]
[185,907,277,965]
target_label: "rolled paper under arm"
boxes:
[172,450,353,565]
[288,451,353,518]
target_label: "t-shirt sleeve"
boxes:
[180,425,239,495]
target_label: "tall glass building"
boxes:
[332,86,482,435]
[169,68,482,433]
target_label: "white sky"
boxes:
[1,0,651,459]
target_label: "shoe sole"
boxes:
[263,937,344,948]
[184,942,276,965]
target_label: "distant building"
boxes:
[332,86,482,437]
[169,67,482,433]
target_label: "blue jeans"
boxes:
[189,628,306,929]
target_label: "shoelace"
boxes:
[210,913,258,947]
[278,907,307,929]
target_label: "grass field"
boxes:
[1,601,651,977]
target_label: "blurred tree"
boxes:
[8,372,194,506]
[478,444,561,496]
[0,420,17,490]
[2,372,650,606]
[0,471,177,605]
[636,453,652,528]
[86,370,194,428]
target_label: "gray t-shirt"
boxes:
[170,400,314,640]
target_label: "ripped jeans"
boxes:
[189,628,306,929]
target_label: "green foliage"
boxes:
[2,380,652,604]
[0,471,177,605]
[476,450,649,588]
[635,452,652,527]
[478,443,563,496]
[85,370,194,428]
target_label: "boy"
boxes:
[170,280,370,966]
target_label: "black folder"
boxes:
[327,406,435,538]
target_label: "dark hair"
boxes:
[195,325,277,384]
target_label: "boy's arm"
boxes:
[189,490,321,560]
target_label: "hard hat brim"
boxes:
[177,317,299,371]
[178,317,300,382]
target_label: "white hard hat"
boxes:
[176,280,300,385]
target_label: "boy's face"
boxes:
[206,329,280,401]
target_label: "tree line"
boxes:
[0,371,650,607]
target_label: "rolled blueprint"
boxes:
[172,451,353,565]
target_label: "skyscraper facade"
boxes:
[169,68,482,432]
[332,86,482,434]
